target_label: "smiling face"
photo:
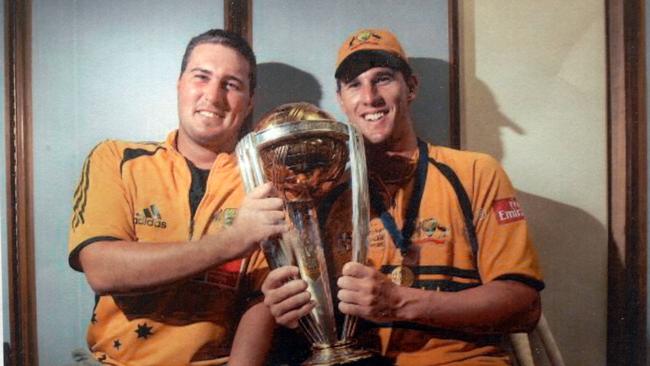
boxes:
[336,66,418,151]
[176,43,253,156]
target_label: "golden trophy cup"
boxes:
[236,103,373,365]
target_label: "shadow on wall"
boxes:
[464,77,607,365]
[253,62,323,126]
[410,57,451,147]
[460,77,524,162]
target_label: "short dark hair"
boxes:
[180,29,257,94]
[335,50,412,92]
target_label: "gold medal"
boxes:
[390,265,415,287]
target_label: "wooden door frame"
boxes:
[448,0,461,148]
[4,0,36,365]
[225,0,252,43]
[606,0,647,365]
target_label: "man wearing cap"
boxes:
[261,29,544,365]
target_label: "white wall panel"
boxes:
[460,1,607,364]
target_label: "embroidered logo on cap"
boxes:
[493,198,525,224]
[348,30,381,50]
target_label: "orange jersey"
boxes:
[68,131,267,365]
[323,143,543,366]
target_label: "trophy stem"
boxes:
[342,122,369,343]
[286,201,339,346]
[341,315,358,341]
[299,315,326,344]
[259,238,327,344]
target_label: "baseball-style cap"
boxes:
[335,28,411,81]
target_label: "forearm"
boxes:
[229,302,274,366]
[393,280,541,334]
[79,227,244,294]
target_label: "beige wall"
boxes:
[459,1,608,365]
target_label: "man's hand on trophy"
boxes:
[337,262,403,323]
[262,266,316,328]
[226,183,288,259]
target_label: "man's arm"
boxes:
[79,182,287,294]
[229,302,275,366]
[337,262,540,334]
[263,263,540,335]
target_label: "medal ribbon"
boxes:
[370,139,429,255]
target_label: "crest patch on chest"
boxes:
[417,217,449,244]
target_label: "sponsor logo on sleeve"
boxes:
[493,198,525,224]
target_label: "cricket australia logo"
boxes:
[212,208,238,228]
[348,30,381,50]
[418,217,449,244]
[134,204,167,229]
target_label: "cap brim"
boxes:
[335,50,410,81]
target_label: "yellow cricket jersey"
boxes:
[323,143,544,366]
[68,131,267,365]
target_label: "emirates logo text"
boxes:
[493,198,525,224]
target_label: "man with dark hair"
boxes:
[68,29,283,365]
[262,28,544,365]
[179,29,257,92]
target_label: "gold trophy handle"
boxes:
[341,126,369,341]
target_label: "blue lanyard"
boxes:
[369,139,429,255]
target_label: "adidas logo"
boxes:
[134,204,167,229]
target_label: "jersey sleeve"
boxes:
[68,141,136,272]
[470,155,544,290]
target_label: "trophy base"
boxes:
[302,341,375,366]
